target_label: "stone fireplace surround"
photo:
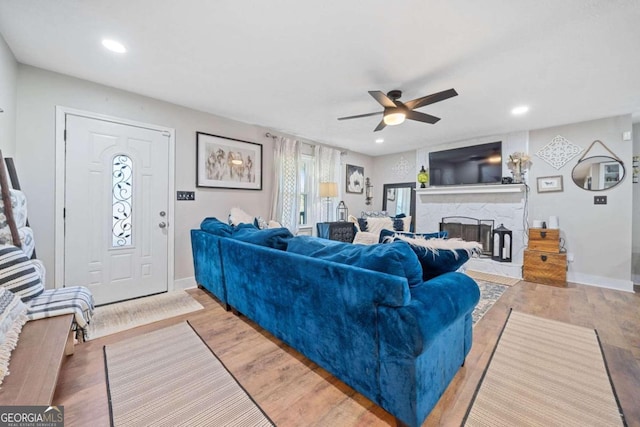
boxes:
[415,184,526,278]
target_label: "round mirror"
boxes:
[571,156,625,191]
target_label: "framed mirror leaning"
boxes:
[382,182,416,231]
[572,156,625,191]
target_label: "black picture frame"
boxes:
[196,132,262,190]
[345,164,364,194]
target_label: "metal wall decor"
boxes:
[112,155,133,247]
[391,156,412,180]
[535,135,583,170]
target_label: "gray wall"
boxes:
[15,65,279,285]
[529,115,633,291]
[0,34,17,156]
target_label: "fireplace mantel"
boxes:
[416,184,525,196]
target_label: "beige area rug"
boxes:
[466,270,520,286]
[87,290,204,340]
[464,311,625,427]
[104,322,274,427]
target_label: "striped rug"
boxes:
[104,322,274,427]
[464,311,626,426]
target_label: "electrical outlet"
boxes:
[594,195,607,205]
[177,191,195,201]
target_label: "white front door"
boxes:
[64,114,170,305]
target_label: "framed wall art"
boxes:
[196,132,262,190]
[536,175,563,193]
[346,164,365,194]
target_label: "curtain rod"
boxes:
[265,131,347,155]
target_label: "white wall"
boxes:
[0,34,17,156]
[528,115,633,291]
[15,65,279,285]
[340,151,373,217]
[371,150,417,211]
[633,123,640,283]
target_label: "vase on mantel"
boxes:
[511,171,524,184]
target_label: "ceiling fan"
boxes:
[337,88,458,132]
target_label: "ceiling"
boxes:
[1,0,639,156]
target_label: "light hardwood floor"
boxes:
[54,281,640,426]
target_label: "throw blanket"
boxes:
[27,286,94,340]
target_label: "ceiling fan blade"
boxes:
[373,119,387,132]
[406,110,441,124]
[404,88,458,110]
[368,91,397,108]
[337,111,383,121]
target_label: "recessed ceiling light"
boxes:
[511,105,529,115]
[102,39,127,53]
[375,138,384,144]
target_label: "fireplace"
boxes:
[440,216,494,257]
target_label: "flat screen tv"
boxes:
[429,142,502,186]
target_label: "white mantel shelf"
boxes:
[416,184,525,195]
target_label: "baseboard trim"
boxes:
[567,272,633,293]
[174,276,197,291]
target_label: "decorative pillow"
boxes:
[379,228,448,244]
[200,217,234,237]
[228,207,256,226]
[391,235,482,280]
[0,245,44,302]
[0,287,28,385]
[348,215,360,232]
[231,226,294,251]
[352,231,379,245]
[286,236,423,287]
[267,220,283,229]
[361,210,388,218]
[362,217,395,236]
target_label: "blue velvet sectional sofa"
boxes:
[191,219,480,427]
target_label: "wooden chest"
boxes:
[523,249,567,287]
[528,228,560,252]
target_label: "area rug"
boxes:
[472,280,508,325]
[87,290,203,340]
[104,321,274,427]
[466,270,520,286]
[464,310,626,426]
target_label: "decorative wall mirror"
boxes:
[382,182,416,230]
[571,140,625,191]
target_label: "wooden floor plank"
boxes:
[53,281,640,426]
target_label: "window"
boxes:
[112,155,133,247]
[299,155,314,225]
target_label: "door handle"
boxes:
[159,222,167,229]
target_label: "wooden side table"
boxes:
[523,228,567,287]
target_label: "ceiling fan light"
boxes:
[383,112,406,126]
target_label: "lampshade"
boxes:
[319,182,338,198]
[383,112,406,126]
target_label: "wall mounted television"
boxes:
[429,141,503,186]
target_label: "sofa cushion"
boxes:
[0,245,44,303]
[389,235,482,280]
[231,226,294,250]
[379,228,448,244]
[200,217,234,237]
[286,235,423,287]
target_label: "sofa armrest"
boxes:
[377,272,480,356]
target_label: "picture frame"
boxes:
[196,132,262,190]
[536,175,563,193]
[346,164,365,194]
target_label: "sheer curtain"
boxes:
[311,145,342,223]
[270,137,301,232]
